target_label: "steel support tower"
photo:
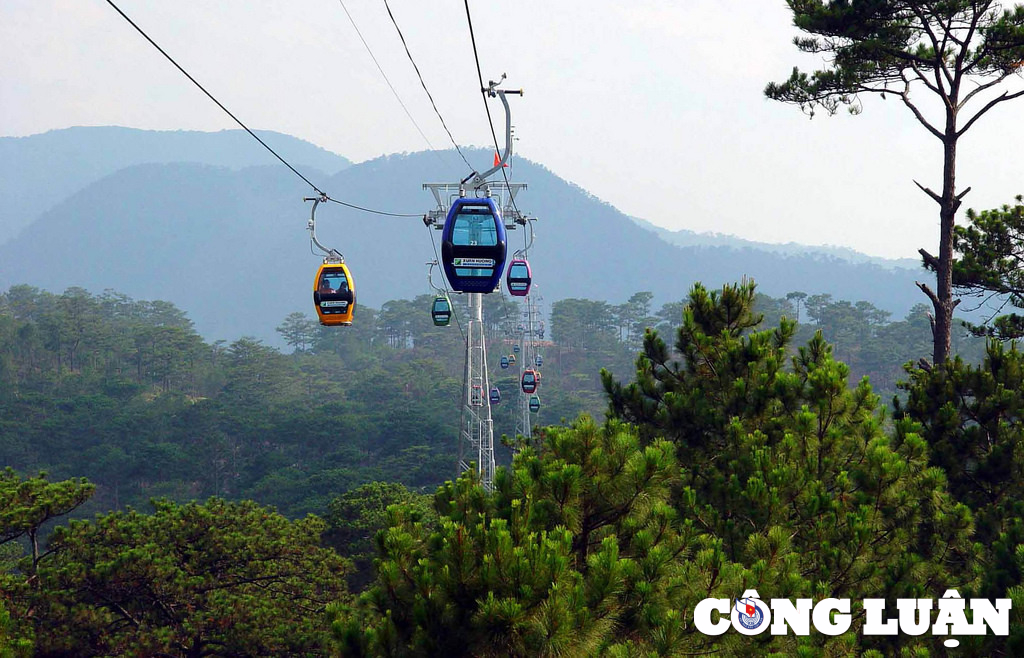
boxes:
[458,292,495,487]
[514,292,541,442]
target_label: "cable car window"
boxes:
[319,271,349,293]
[451,208,499,247]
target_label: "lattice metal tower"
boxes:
[514,291,541,442]
[459,292,495,486]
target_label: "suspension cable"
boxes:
[462,0,523,218]
[383,0,475,174]
[105,0,421,219]
[336,0,454,171]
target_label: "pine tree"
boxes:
[896,342,1024,653]
[603,281,976,652]
[332,418,751,657]
[30,498,348,656]
[949,195,1024,339]
[767,1,1024,364]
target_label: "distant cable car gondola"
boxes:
[500,355,509,369]
[440,197,507,293]
[529,394,540,413]
[508,354,517,365]
[490,387,501,404]
[431,295,452,326]
[535,354,543,367]
[506,259,532,296]
[522,369,539,394]
[313,262,355,326]
[471,385,483,407]
[513,344,520,353]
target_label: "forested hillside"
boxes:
[0,282,984,518]
[2,279,1020,654]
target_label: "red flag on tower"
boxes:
[494,152,509,168]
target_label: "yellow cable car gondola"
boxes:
[313,261,355,326]
[306,195,356,326]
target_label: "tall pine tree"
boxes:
[767,1,1024,365]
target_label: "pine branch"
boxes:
[899,77,946,139]
[917,281,941,307]
[914,180,943,205]
[960,72,1014,107]
[919,248,940,270]
[958,88,1024,137]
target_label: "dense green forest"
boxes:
[0,283,984,517]
[0,281,1012,655]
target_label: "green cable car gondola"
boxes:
[431,295,452,326]
[529,394,540,413]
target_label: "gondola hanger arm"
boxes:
[470,77,522,190]
[305,195,344,262]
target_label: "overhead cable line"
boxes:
[336,0,450,169]
[382,0,475,173]
[104,0,420,219]
[326,196,421,217]
[462,0,524,219]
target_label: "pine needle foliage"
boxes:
[603,280,976,652]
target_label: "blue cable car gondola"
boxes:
[490,387,501,404]
[513,344,520,353]
[431,295,452,326]
[500,355,509,369]
[529,394,540,413]
[522,369,539,394]
[441,197,507,293]
[535,354,543,367]
[506,259,532,296]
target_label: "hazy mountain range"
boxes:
[630,216,920,270]
[0,126,351,245]
[0,127,933,344]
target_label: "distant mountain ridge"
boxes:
[629,216,920,270]
[0,126,351,244]
[0,128,935,344]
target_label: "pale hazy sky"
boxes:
[2,0,1023,259]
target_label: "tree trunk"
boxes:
[933,132,959,365]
